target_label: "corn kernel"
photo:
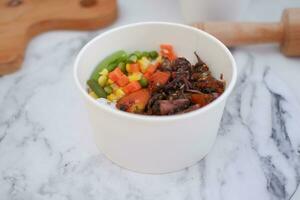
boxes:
[138,57,150,73]
[140,56,150,65]
[110,83,119,91]
[115,88,125,99]
[98,75,107,87]
[107,78,114,85]
[107,93,117,102]
[126,63,131,73]
[128,72,143,82]
[89,91,98,99]
[99,68,109,76]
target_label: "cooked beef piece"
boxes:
[146,92,166,114]
[144,52,225,115]
[194,52,205,66]
[178,104,201,114]
[193,52,209,73]
[171,57,192,72]
[152,99,190,115]
[164,76,187,91]
[194,76,225,94]
[190,71,211,81]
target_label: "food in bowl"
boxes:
[75,22,237,173]
[87,44,225,115]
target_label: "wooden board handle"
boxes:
[193,22,284,46]
[193,8,300,56]
[0,0,118,75]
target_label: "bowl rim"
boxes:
[74,22,237,122]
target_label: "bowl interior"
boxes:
[75,22,235,114]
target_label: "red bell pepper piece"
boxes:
[191,93,214,107]
[116,89,150,113]
[149,71,170,92]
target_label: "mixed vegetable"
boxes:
[87,44,225,115]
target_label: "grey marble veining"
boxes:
[1,0,300,199]
[1,49,300,200]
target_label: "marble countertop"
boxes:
[1,0,300,199]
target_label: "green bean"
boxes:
[127,54,138,63]
[116,53,129,63]
[118,62,126,73]
[106,53,129,72]
[141,51,150,58]
[149,51,158,59]
[106,61,118,72]
[90,50,127,81]
[87,79,107,98]
[104,86,113,94]
[133,51,143,59]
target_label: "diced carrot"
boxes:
[109,68,125,82]
[143,63,159,79]
[191,93,214,107]
[123,81,142,94]
[130,63,140,73]
[116,75,129,87]
[163,51,176,61]
[160,44,177,61]
[146,64,158,74]
[126,63,140,73]
[168,53,177,61]
[109,68,129,87]
[149,71,170,92]
[143,72,151,80]
[160,44,173,51]
[117,89,150,113]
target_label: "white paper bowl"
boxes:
[74,22,237,174]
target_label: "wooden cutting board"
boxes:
[0,0,117,75]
